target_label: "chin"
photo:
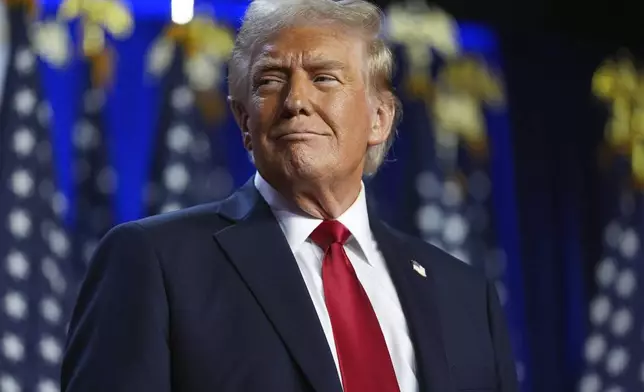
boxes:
[283,153,330,181]
[256,144,336,183]
[286,161,327,180]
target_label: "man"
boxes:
[61,0,519,391]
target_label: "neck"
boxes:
[264,172,363,220]
[291,182,362,220]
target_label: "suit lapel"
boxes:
[370,216,456,392]
[213,180,342,392]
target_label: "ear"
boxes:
[367,92,395,147]
[228,96,252,152]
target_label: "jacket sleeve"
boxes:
[486,280,520,392]
[61,222,171,392]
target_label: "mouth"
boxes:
[276,131,323,141]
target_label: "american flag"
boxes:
[145,50,233,216]
[413,118,530,386]
[578,161,643,392]
[578,57,644,391]
[0,4,75,391]
[409,56,530,388]
[71,80,114,267]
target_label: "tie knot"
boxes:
[310,220,351,250]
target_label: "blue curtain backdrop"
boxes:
[4,1,610,391]
[497,30,640,391]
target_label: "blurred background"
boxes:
[0,0,643,391]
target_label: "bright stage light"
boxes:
[171,0,194,25]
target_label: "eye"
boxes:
[313,75,338,83]
[253,77,284,91]
[258,78,282,86]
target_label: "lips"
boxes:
[275,130,322,139]
[277,132,322,141]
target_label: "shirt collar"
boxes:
[254,172,373,262]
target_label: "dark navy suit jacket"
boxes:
[61,178,519,392]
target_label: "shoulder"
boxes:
[84,200,236,284]
[94,200,235,268]
[109,200,232,240]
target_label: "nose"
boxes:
[281,72,313,118]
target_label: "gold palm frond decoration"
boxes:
[386,2,459,66]
[58,0,133,54]
[433,56,504,157]
[385,2,505,159]
[147,14,235,123]
[593,57,638,151]
[165,16,234,61]
[8,0,70,68]
[385,2,459,100]
[56,0,134,87]
[592,55,644,188]
[437,56,505,106]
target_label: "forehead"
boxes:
[251,25,367,70]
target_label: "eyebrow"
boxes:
[251,57,347,76]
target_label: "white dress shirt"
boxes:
[254,172,418,392]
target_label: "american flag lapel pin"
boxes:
[411,260,426,278]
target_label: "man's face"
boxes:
[232,24,392,185]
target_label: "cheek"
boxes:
[251,99,267,120]
[247,99,274,133]
[324,91,371,129]
[336,103,373,142]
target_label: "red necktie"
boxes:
[310,220,400,392]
